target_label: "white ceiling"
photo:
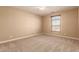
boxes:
[13,6,78,16]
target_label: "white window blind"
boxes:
[52,16,60,31]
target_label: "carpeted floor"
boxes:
[0,35,79,52]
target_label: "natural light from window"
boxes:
[52,16,60,31]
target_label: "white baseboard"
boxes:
[1,33,78,44]
[44,33,79,40]
[0,33,43,44]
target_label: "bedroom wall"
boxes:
[0,7,42,42]
[43,8,78,38]
[78,8,79,37]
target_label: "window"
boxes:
[51,16,60,31]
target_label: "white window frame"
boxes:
[51,15,61,32]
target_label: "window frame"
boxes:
[51,15,61,32]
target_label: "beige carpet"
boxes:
[0,35,79,52]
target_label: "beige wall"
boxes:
[43,8,78,38]
[78,8,79,37]
[0,7,42,42]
